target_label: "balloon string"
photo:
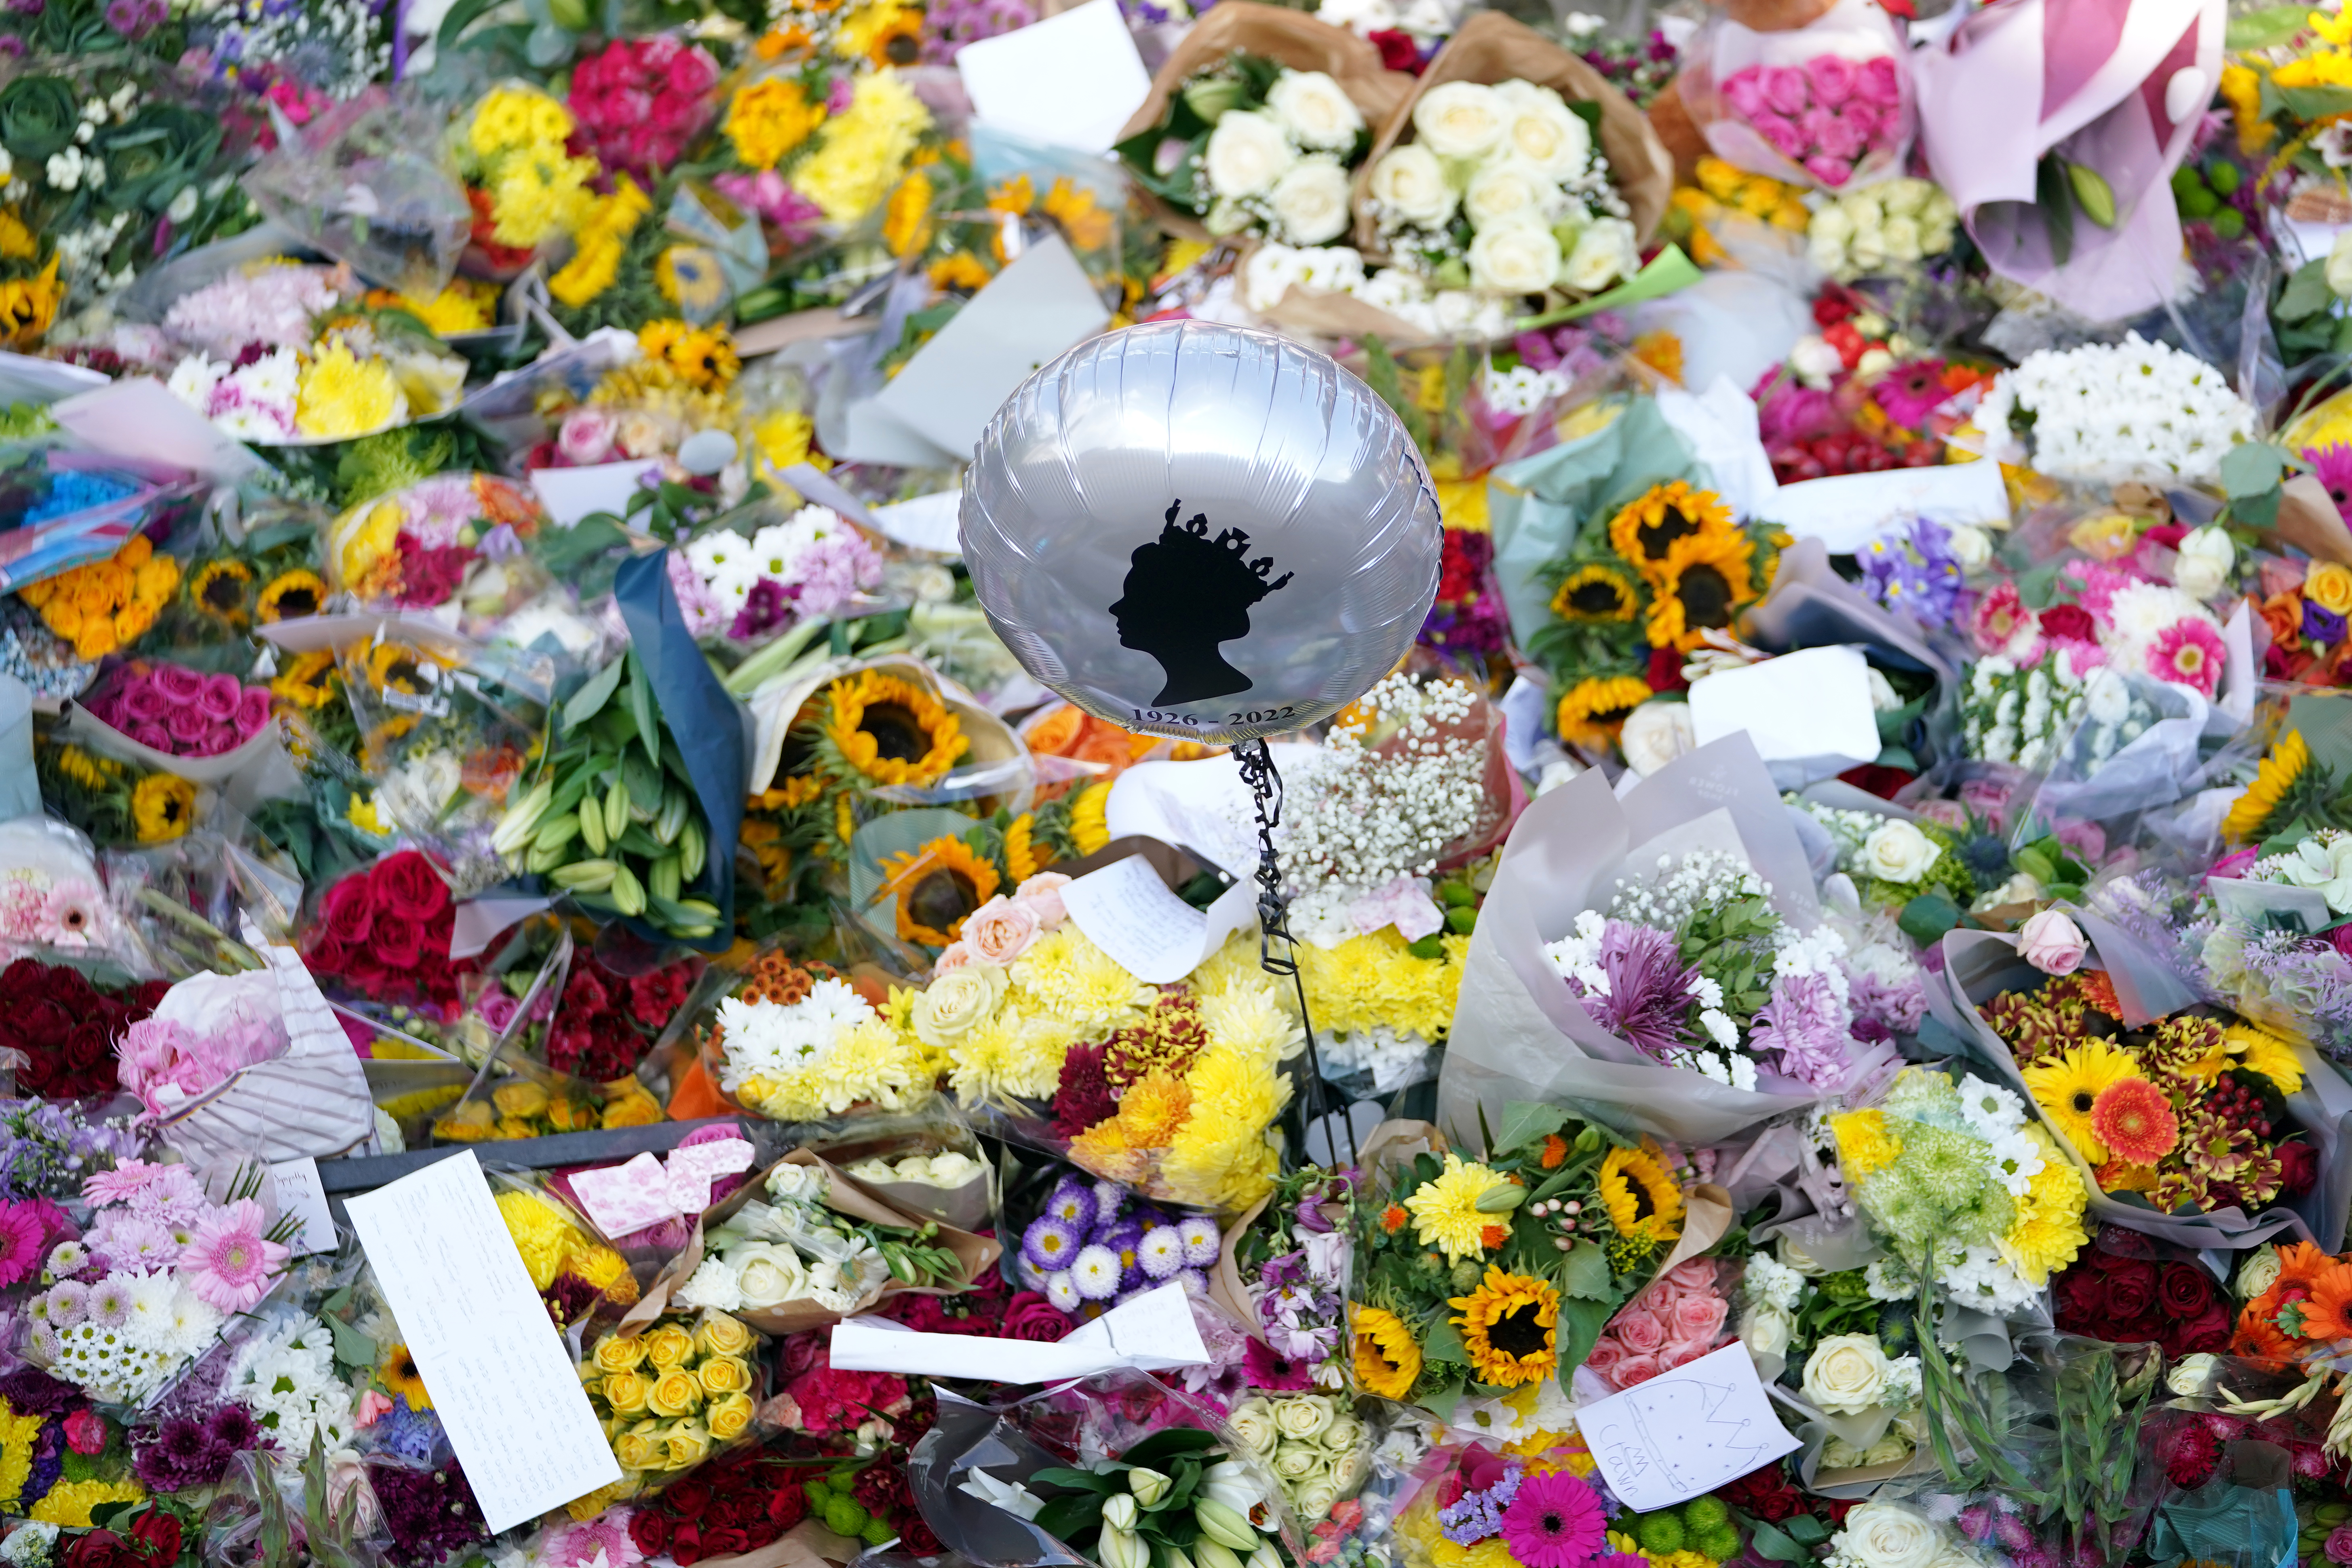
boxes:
[1234,738,1356,1172]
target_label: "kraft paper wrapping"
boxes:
[1440,734,1894,1146]
[1354,13,1673,254]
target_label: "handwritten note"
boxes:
[827,1281,1209,1383]
[1062,855,1254,985]
[346,1152,620,1531]
[1579,1345,1800,1511]
[267,1158,338,1256]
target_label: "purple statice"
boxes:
[1746,971,1855,1089]
[1860,517,1966,628]
[371,1458,486,1567]
[1439,1466,1522,1545]
[1570,921,1699,1060]
[922,0,1033,62]
[371,1397,445,1465]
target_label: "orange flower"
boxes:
[2074,970,2123,1021]
[1480,1224,1508,1251]
[2277,1242,2335,1290]
[1540,1134,1567,1169]
[2262,591,2306,652]
[2304,1264,2352,1343]
[2235,1296,2303,1364]
[1380,1204,1408,1234]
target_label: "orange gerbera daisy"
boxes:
[2234,1295,2303,1364]
[2303,1264,2352,1343]
[2277,1242,2335,1290]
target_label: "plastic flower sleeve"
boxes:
[1675,0,1912,192]
[240,87,472,300]
[324,473,557,633]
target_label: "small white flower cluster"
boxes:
[713,977,875,1093]
[32,1269,226,1404]
[1318,0,1463,44]
[1742,1250,1805,1313]
[224,1312,358,1454]
[1197,70,1365,247]
[1546,907,1747,1063]
[0,1523,59,1568]
[1483,362,1569,416]
[52,211,135,300]
[1962,656,2147,772]
[185,0,392,98]
[1276,673,1491,935]
[1606,848,1771,929]
[1804,178,1960,282]
[1240,243,1514,342]
[1365,79,1635,298]
[1953,1073,2046,1197]
[1976,332,2256,485]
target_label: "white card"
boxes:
[868,492,963,555]
[346,1151,621,1531]
[827,1281,1209,1382]
[529,460,662,528]
[268,1157,338,1256]
[956,0,1151,154]
[1579,1344,1802,1510]
[1062,853,1256,985]
[1688,646,1881,779]
[1757,458,2009,553]
[867,232,1111,458]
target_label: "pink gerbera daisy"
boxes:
[180,1199,289,1312]
[36,880,103,950]
[1498,1469,1607,1568]
[1243,1338,1315,1391]
[81,1160,161,1207]
[0,1203,44,1289]
[2147,618,2225,699]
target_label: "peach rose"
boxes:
[1663,1259,1718,1290]
[1583,1338,1625,1378]
[1671,1294,1728,1342]
[934,941,978,973]
[1660,1340,1713,1370]
[963,897,1042,964]
[1613,1307,1668,1354]
[1015,872,1072,928]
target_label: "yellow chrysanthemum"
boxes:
[46,744,120,793]
[2224,730,2309,844]
[1160,1043,1287,1209]
[1832,1109,1903,1178]
[1596,1143,1684,1247]
[883,169,935,257]
[1112,1068,1192,1150]
[1450,1268,1560,1389]
[348,792,390,836]
[745,1015,929,1121]
[1405,1153,1507,1264]
[819,669,968,787]
[725,77,826,170]
[496,1190,588,1290]
[2219,63,2277,154]
[132,773,196,842]
[295,341,405,440]
[1351,1305,1420,1399]
[1009,926,1157,1036]
[1296,931,1465,1041]
[29,1478,145,1527]
[0,1398,39,1507]
[2021,1041,2142,1166]
[1555,675,1654,750]
[1193,983,1303,1064]
[752,407,820,480]
[1999,1124,2090,1285]
[551,178,652,309]
[791,70,932,227]
[2225,1022,2306,1095]
[1069,1114,1150,1184]
[946,1004,1078,1108]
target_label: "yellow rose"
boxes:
[708,1392,755,1441]
[603,1371,651,1414]
[698,1356,752,1397]
[648,1371,705,1418]
[696,1313,755,1359]
[662,1420,711,1471]
[2310,562,2352,616]
[614,1423,661,1470]
[644,1325,696,1370]
[593,1335,649,1375]
[2067,512,2140,561]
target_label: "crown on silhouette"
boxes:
[1154,500,1293,601]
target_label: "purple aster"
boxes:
[1747,971,1855,1089]
[1021,1216,1083,1272]
[1177,1215,1220,1265]
[1576,921,1700,1059]
[1042,1181,1096,1232]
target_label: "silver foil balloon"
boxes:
[962,321,1443,745]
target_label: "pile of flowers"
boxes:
[676,1159,971,1316]
[671,506,888,644]
[1227,1167,1351,1389]
[1974,335,2257,486]
[0,962,167,1102]
[79,663,273,758]
[1365,79,1638,300]
[301,850,472,1013]
[1013,1170,1222,1315]
[704,951,930,1122]
[1142,64,1367,248]
[2049,1227,2232,1360]
[457,84,598,266]
[17,536,178,663]
[329,472,547,614]
[1754,288,1980,483]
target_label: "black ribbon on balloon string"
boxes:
[1233,738,1358,1170]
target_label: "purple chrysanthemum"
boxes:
[1748,971,1855,1089]
[1580,921,1700,1059]
[1021,1216,1084,1272]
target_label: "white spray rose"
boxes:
[1270,157,1352,246]
[1561,217,1637,292]
[1205,110,1296,198]
[1493,80,1590,179]
[1228,1398,1278,1456]
[1801,1333,1894,1414]
[1367,144,1457,227]
[1467,222,1561,296]
[1267,70,1364,151]
[1619,699,1694,777]
[1273,1394,1336,1440]
[1462,158,1559,231]
[2174,525,2234,599]
[1411,80,1506,159]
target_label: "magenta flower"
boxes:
[1751,110,1802,158]
[0,1203,44,1289]
[197,673,242,721]
[1498,1469,1606,1568]
[1576,920,1701,1059]
[1759,64,1808,115]
[2147,618,2225,699]
[153,664,206,705]
[1806,53,1855,106]
[181,1198,289,1312]
[1857,54,1904,106]
[1814,111,1867,160]
[1805,154,1855,186]
[1242,1338,1315,1391]
[121,680,169,723]
[1720,66,1766,119]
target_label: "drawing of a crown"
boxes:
[1157,500,1294,597]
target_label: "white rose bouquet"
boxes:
[1364,78,1637,301]
[1119,56,1375,247]
[1224,1393,1369,1524]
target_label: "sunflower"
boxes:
[270,649,340,709]
[1450,1268,1560,1389]
[1004,813,1048,883]
[188,559,254,626]
[1550,564,1641,624]
[1068,781,1112,855]
[1643,530,1757,652]
[46,745,120,792]
[365,643,435,697]
[819,671,967,787]
[257,569,327,623]
[877,836,1001,946]
[131,774,196,843]
[380,1344,434,1410]
[1606,481,1736,582]
[1595,1144,1684,1247]
[846,0,922,65]
[2223,729,2310,843]
[1555,675,1654,751]
[1351,1305,1421,1399]
[2020,1041,2142,1166]
[1403,1153,1506,1265]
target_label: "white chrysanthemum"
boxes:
[1955,1075,2027,1137]
[715,978,877,1091]
[675,1256,747,1312]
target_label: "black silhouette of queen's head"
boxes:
[1110,501,1294,706]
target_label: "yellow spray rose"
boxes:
[698,1356,753,1397]
[593,1335,649,1374]
[648,1371,705,1418]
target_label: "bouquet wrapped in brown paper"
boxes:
[1113,1,1414,247]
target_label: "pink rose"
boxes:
[1751,111,1804,158]
[962,896,1042,964]
[1806,54,1856,106]
[357,1389,394,1426]
[1614,1353,1663,1387]
[1660,1340,1713,1370]
[1643,1281,1694,1312]
[1720,66,1767,120]
[1761,65,1809,116]
[1857,55,1903,107]
[1613,1307,1669,1354]
[2326,1526,2352,1566]
[1805,154,1855,186]
[558,407,617,466]
[1583,1338,1626,1378]
[1671,1293,1729,1342]
[2019,910,2088,976]
[1664,1259,1718,1289]
[1798,106,1838,151]
[1814,111,1867,160]
[933,941,978,973]
[1014,872,1072,929]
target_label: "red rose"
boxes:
[371,918,426,972]
[2039,604,2098,643]
[2167,1300,2232,1357]
[373,851,450,922]
[16,1051,52,1091]
[322,874,378,945]
[667,1477,713,1520]
[63,1531,134,1568]
[630,1512,670,1555]
[671,1522,703,1566]
[1645,646,1689,693]
[1002,1292,1074,1342]
[306,935,351,979]
[2159,1263,2216,1319]
[19,1000,70,1051]
[129,1509,181,1564]
[2099,1260,2158,1321]
[1367,27,1421,72]
[704,1527,752,1557]
[901,1515,942,1555]
[768,1484,809,1530]
[2280,1139,2320,1197]
[63,1022,107,1072]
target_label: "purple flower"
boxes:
[1242,1338,1314,1390]
[728,577,795,642]
[1292,1196,1333,1234]
[1572,920,1699,1059]
[1043,1180,1096,1231]
[2306,599,2347,646]
[1747,970,1856,1089]
[1021,1215,1084,1271]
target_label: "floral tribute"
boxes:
[2048,1227,2232,1360]
[78,663,273,760]
[1717,55,1906,188]
[1390,1440,1642,1568]
[702,950,930,1123]
[1014,1168,1223,1317]
[1226,1166,1352,1390]
[328,473,546,614]
[300,851,471,1013]
[671,505,887,644]
[577,1309,763,1496]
